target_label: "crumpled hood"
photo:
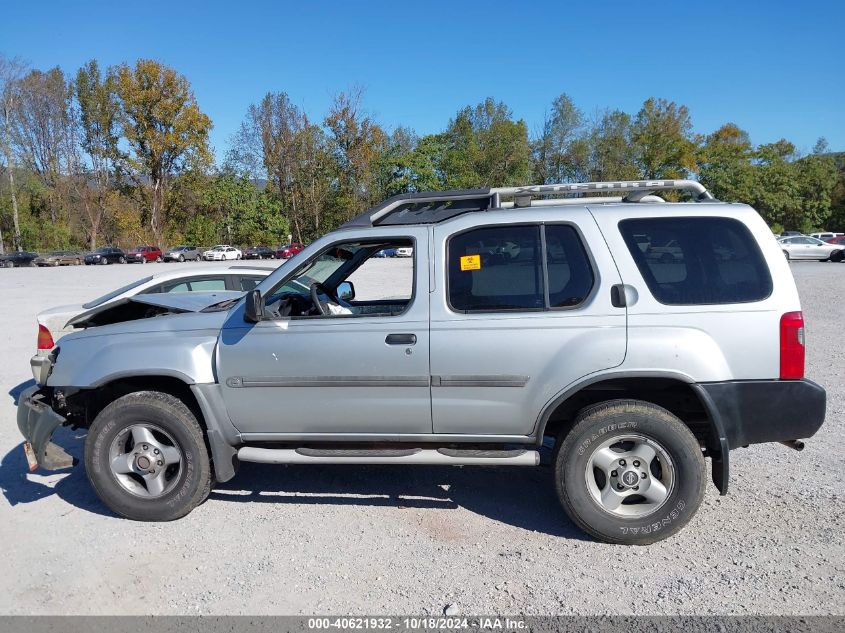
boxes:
[66,290,243,329]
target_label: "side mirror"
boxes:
[337,281,355,301]
[243,289,264,323]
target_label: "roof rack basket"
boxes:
[344,179,715,227]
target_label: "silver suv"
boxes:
[16,180,826,545]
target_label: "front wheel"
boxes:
[84,391,212,521]
[555,399,705,545]
[783,250,790,261]
[832,250,845,263]
[100,257,108,265]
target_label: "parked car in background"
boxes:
[275,243,305,259]
[374,248,397,258]
[825,236,845,247]
[778,236,845,262]
[1,251,39,268]
[163,245,200,262]
[244,246,275,260]
[395,246,412,257]
[781,231,804,237]
[810,232,844,241]
[34,251,83,266]
[126,245,163,263]
[202,245,242,261]
[84,247,126,265]
[35,264,274,348]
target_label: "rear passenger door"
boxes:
[429,212,627,436]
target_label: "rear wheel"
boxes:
[118,256,126,264]
[84,391,211,521]
[555,399,705,545]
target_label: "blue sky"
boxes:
[2,0,843,160]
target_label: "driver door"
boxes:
[216,228,431,438]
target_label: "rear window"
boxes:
[619,217,773,305]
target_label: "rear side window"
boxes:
[447,224,594,312]
[619,217,773,305]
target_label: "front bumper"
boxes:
[16,385,75,471]
[700,379,826,448]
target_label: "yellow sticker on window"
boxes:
[460,254,481,271]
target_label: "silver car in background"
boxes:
[778,235,845,261]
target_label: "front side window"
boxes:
[447,224,594,313]
[619,217,773,305]
[263,238,415,318]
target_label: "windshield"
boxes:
[96,247,110,253]
[83,275,155,308]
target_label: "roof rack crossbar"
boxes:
[491,179,713,202]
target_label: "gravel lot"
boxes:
[0,260,842,616]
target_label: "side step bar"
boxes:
[237,446,540,466]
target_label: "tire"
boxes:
[179,255,185,262]
[84,391,212,521]
[100,257,108,265]
[140,257,146,264]
[832,250,845,263]
[75,258,81,265]
[783,250,790,261]
[118,256,126,264]
[554,399,706,545]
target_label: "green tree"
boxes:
[697,123,755,203]
[441,97,531,188]
[794,138,838,230]
[112,59,212,246]
[750,140,802,228]
[532,93,586,184]
[631,98,697,179]
[9,66,71,226]
[72,59,119,249]
[586,109,639,181]
[324,88,388,226]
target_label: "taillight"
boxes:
[779,311,805,379]
[37,324,55,350]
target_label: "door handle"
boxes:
[386,333,416,346]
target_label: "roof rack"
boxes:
[342,179,715,228]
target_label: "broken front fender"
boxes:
[16,385,75,471]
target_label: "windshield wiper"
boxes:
[202,298,241,312]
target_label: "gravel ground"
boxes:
[0,260,842,616]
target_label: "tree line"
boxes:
[0,55,842,254]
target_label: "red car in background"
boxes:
[825,236,845,247]
[275,243,305,259]
[126,245,163,263]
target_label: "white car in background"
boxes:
[778,236,845,262]
[35,265,273,349]
[810,232,844,241]
[395,247,413,257]
[202,245,242,261]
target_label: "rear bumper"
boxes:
[700,379,826,449]
[16,385,75,471]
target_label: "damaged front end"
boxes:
[16,385,76,471]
